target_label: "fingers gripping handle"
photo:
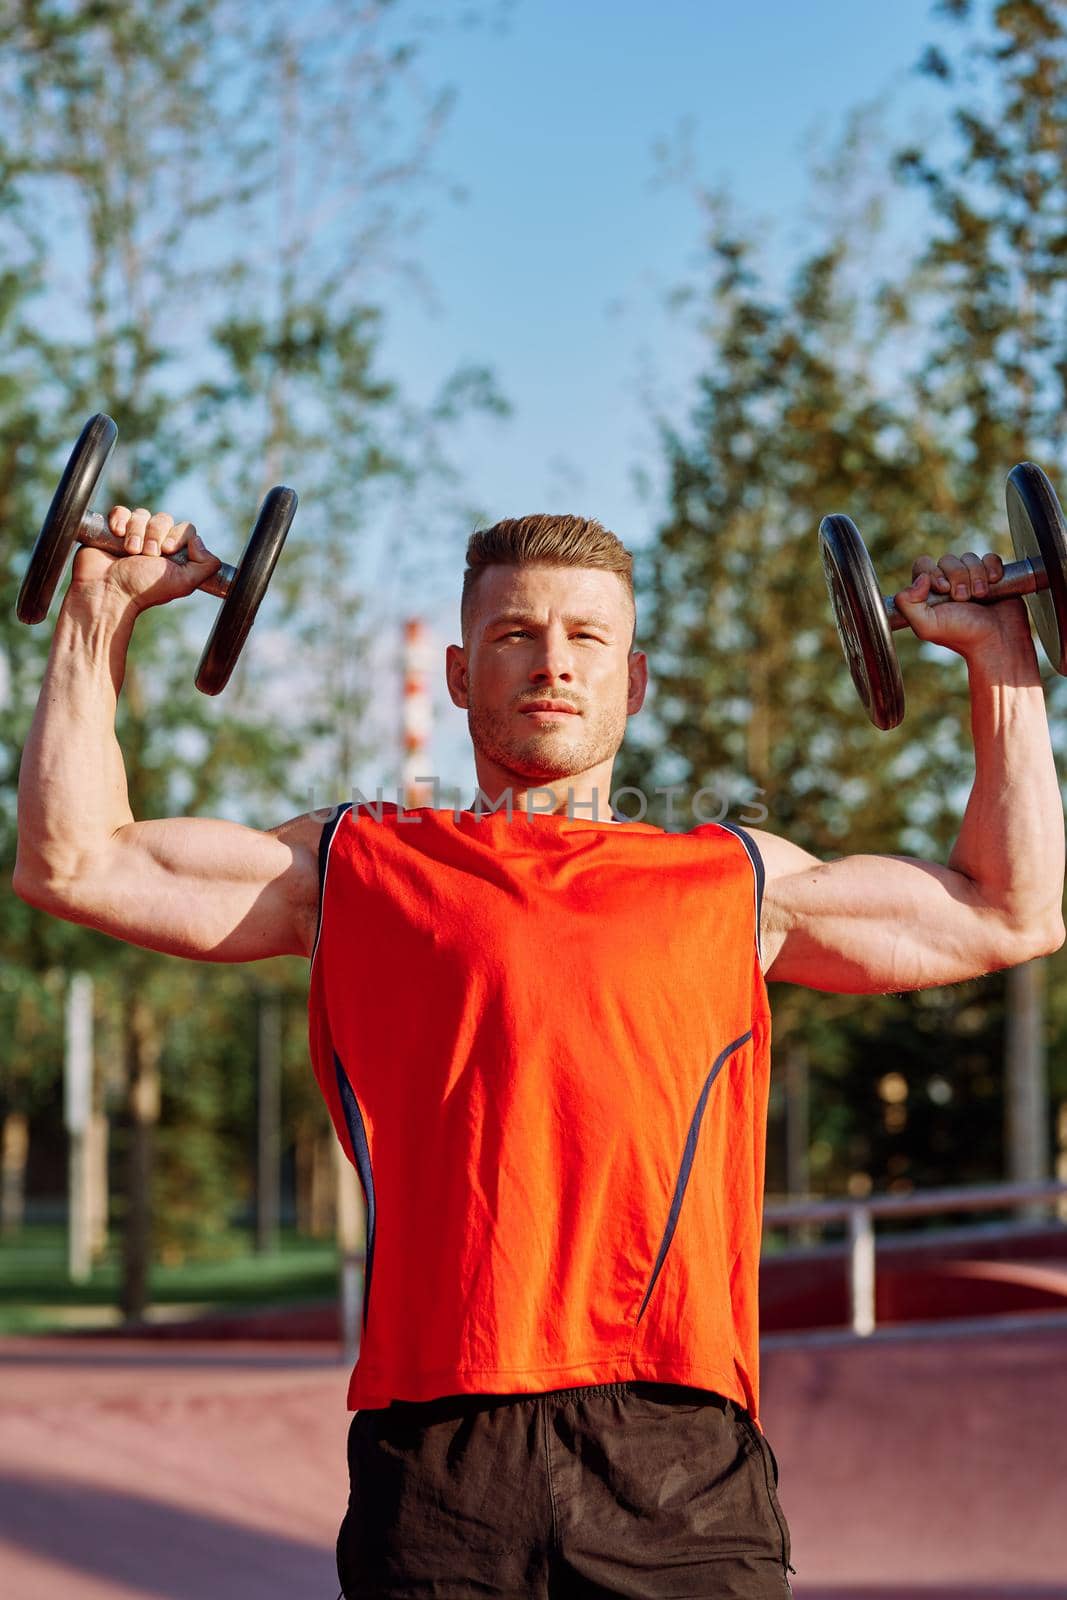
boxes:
[884,555,1045,632]
[78,512,237,600]
[17,414,296,697]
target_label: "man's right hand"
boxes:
[70,505,222,613]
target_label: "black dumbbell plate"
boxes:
[1005,462,1067,675]
[17,414,118,623]
[819,513,906,731]
[195,486,298,695]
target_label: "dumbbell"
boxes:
[16,414,298,695]
[819,461,1067,729]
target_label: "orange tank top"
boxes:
[307,802,771,1419]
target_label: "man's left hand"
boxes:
[893,549,1036,661]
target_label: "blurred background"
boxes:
[2,2,1067,1597]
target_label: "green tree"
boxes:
[1,0,512,1313]
[0,0,297,1313]
[0,66,105,1245]
[894,0,1067,1189]
[190,5,510,811]
[622,182,1006,1201]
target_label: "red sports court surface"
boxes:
[1,1315,1066,1600]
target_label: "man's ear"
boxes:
[445,642,469,709]
[626,650,648,715]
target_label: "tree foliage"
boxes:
[0,0,511,1295]
[625,2,1067,1197]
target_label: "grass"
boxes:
[0,1223,342,1335]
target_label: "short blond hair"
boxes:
[461,513,636,647]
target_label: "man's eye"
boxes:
[500,629,602,640]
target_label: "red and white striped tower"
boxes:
[401,617,434,810]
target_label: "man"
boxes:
[15,503,1064,1599]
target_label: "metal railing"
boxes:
[335,1180,1067,1360]
[763,1179,1067,1337]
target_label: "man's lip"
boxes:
[519,705,579,714]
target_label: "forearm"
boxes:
[948,633,1065,940]
[14,586,139,894]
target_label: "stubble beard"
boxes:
[467,696,626,784]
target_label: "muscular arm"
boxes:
[13,583,322,962]
[756,630,1065,993]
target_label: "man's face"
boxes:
[446,563,647,785]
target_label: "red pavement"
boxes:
[762,1313,1067,1599]
[0,1341,349,1600]
[2,1316,1066,1599]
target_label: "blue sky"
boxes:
[349,0,951,796]
[382,0,942,545]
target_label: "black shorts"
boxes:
[337,1380,794,1598]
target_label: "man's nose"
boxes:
[529,631,574,680]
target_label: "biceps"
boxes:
[764,855,1017,993]
[45,818,313,962]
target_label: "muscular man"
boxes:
[15,504,1064,1599]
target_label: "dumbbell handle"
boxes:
[78,512,236,600]
[884,554,1046,632]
